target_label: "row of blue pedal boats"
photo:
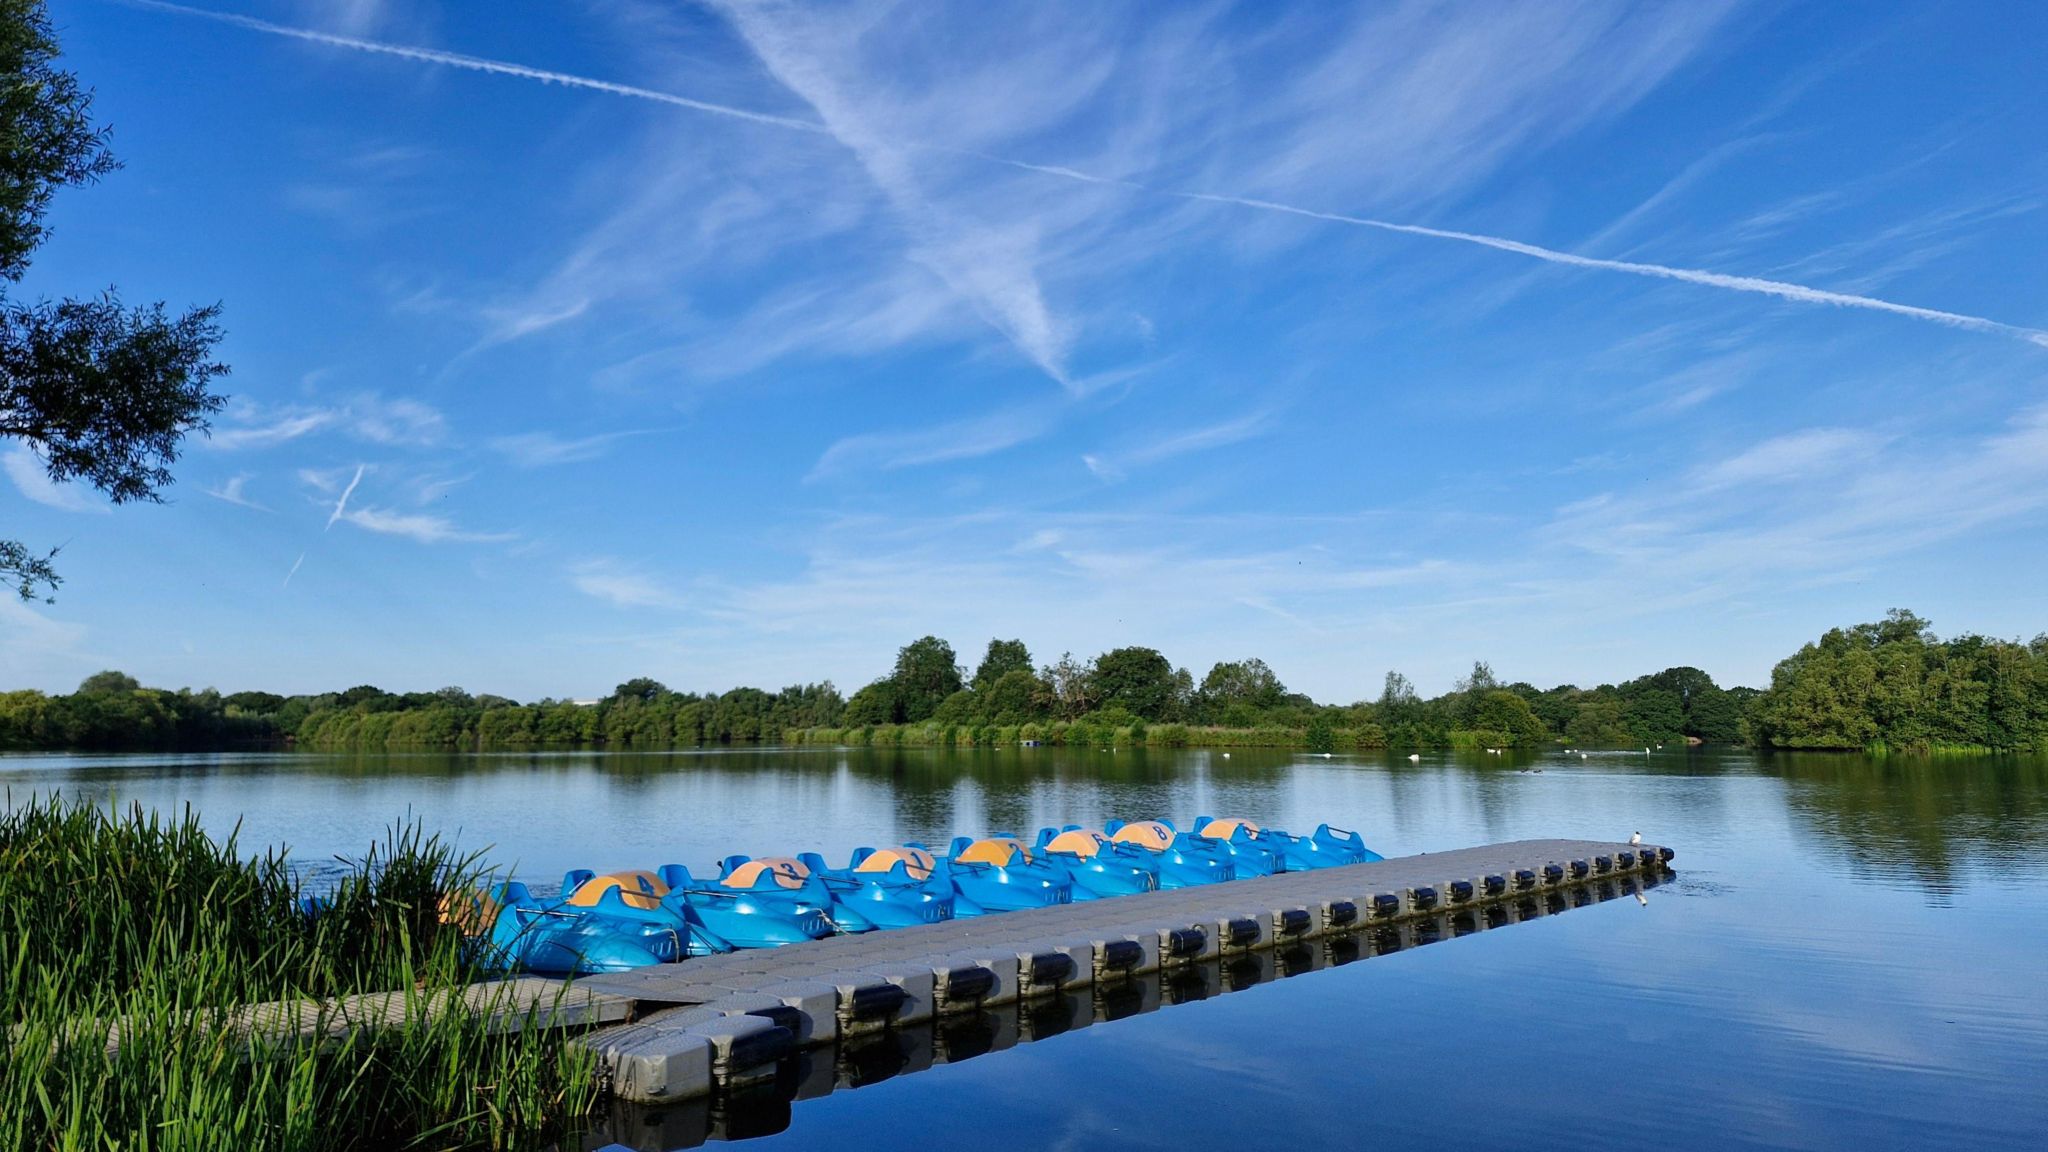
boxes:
[461,817,1383,975]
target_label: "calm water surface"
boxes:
[6,746,2046,1151]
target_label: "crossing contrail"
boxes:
[129,0,2048,351]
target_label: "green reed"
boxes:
[0,796,598,1151]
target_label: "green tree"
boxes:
[971,639,1033,692]
[1622,687,1685,744]
[890,635,962,723]
[223,690,284,714]
[1452,661,1500,727]
[1471,689,1551,746]
[979,668,1050,724]
[1565,700,1633,746]
[1304,711,1336,753]
[1,1,228,599]
[1041,652,1094,720]
[1198,658,1287,720]
[75,669,139,695]
[844,678,902,726]
[610,677,668,704]
[929,688,978,725]
[1091,646,1176,720]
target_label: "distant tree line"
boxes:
[824,636,1758,752]
[3,611,2041,753]
[1748,610,2048,752]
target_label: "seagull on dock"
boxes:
[1629,831,1642,846]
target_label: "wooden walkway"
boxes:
[565,837,1672,1103]
[44,976,635,1058]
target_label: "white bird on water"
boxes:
[1221,752,1230,759]
[1407,753,1421,762]
[1629,831,1642,846]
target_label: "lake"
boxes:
[5,745,2045,1151]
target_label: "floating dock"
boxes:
[563,838,1673,1105]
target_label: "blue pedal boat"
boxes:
[798,846,956,930]
[1183,817,1287,876]
[559,869,731,956]
[474,879,678,975]
[1032,827,1161,899]
[925,836,1072,916]
[1103,819,1236,887]
[1193,816,1382,870]
[657,858,838,947]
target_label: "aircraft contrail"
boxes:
[124,1,827,134]
[128,0,2048,351]
[282,551,305,588]
[324,464,364,529]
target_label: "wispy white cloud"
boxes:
[571,558,685,610]
[302,462,511,544]
[412,473,472,503]
[281,140,439,232]
[1230,1,1745,211]
[211,394,445,451]
[1550,404,2048,580]
[1582,134,1781,255]
[3,448,108,514]
[346,395,446,446]
[1694,428,1885,489]
[1080,454,1122,483]
[707,0,1075,386]
[203,473,270,511]
[810,407,1053,480]
[491,429,654,468]
[1122,409,1276,467]
[209,409,338,450]
[298,0,392,38]
[0,596,92,684]
[336,505,514,544]
[1080,409,1277,483]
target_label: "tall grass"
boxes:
[0,797,598,1150]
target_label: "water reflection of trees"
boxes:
[44,747,2044,899]
[1768,752,2048,894]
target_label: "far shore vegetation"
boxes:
[5,611,2044,756]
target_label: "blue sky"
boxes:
[4,0,2046,701]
